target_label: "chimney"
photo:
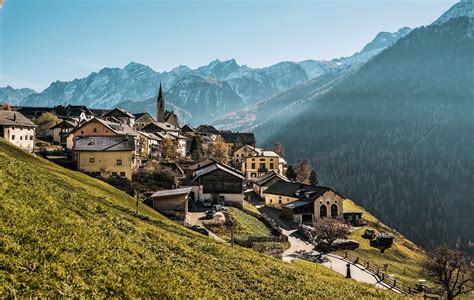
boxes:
[13,113,16,121]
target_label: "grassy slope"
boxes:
[0,139,395,298]
[343,199,427,285]
[228,207,271,241]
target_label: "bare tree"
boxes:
[210,135,229,164]
[295,159,313,184]
[309,170,319,185]
[313,218,349,247]
[272,142,285,157]
[161,137,176,161]
[423,245,473,300]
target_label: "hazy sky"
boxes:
[0,0,458,91]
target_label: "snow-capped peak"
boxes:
[433,0,474,25]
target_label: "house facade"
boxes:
[263,180,344,224]
[242,150,286,181]
[232,145,261,165]
[253,170,289,198]
[0,111,36,152]
[133,112,155,131]
[74,135,136,180]
[104,108,136,127]
[220,131,256,156]
[50,120,77,145]
[191,161,244,208]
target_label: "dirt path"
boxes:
[187,212,227,243]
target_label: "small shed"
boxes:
[150,187,192,221]
[343,211,364,226]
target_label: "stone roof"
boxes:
[151,187,192,198]
[254,170,288,186]
[264,180,331,201]
[74,135,135,152]
[194,161,245,181]
[0,111,36,127]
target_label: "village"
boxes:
[0,87,445,296]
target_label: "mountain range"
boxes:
[255,1,474,254]
[0,86,36,106]
[4,27,410,125]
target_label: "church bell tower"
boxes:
[157,82,165,122]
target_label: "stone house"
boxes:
[263,180,344,224]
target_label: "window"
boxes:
[30,136,34,140]
[120,172,126,177]
[93,128,97,133]
[11,135,15,140]
[250,172,256,178]
[89,157,95,163]
[111,172,117,177]
[80,130,84,135]
[251,163,255,169]
[260,158,265,162]
[270,199,273,204]
[270,163,274,169]
[20,136,22,140]
[116,159,123,166]
[279,199,282,204]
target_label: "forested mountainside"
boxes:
[262,18,474,254]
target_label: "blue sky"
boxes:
[0,0,458,91]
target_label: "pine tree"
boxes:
[286,165,297,181]
[309,170,319,186]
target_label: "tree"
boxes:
[210,135,229,164]
[272,142,285,157]
[190,135,205,162]
[1,102,12,111]
[286,165,297,181]
[295,159,313,184]
[309,170,319,186]
[423,245,473,300]
[313,218,349,247]
[161,137,176,161]
[35,112,59,136]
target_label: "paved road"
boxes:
[247,191,398,292]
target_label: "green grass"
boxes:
[0,139,396,298]
[243,200,262,216]
[342,199,428,286]
[227,207,272,241]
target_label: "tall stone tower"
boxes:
[156,83,165,122]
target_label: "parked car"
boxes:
[212,204,224,212]
[190,225,209,236]
[205,210,216,219]
[202,200,212,207]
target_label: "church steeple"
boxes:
[157,82,165,122]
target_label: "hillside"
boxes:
[262,17,474,254]
[343,200,428,286]
[0,139,394,298]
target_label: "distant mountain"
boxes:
[19,58,330,124]
[434,0,474,34]
[260,13,474,254]
[17,26,410,125]
[212,27,411,132]
[0,86,36,105]
[117,75,245,124]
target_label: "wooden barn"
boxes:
[150,187,192,221]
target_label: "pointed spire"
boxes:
[156,82,165,122]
